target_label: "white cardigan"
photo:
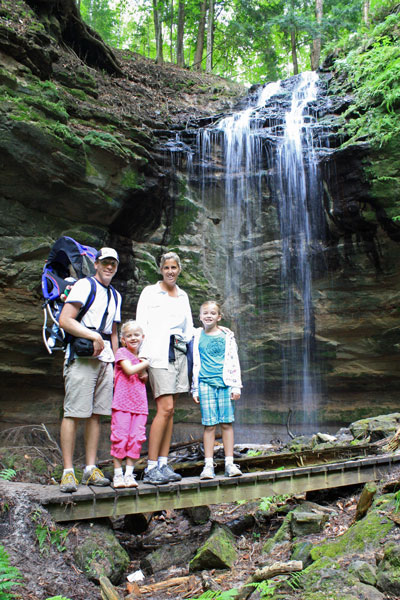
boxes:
[191,327,242,396]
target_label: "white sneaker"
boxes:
[124,473,138,488]
[225,463,242,477]
[200,464,215,479]
[113,473,125,488]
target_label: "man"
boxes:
[58,247,122,492]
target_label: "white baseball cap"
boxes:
[96,247,119,263]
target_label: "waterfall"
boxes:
[171,72,328,437]
[274,71,324,430]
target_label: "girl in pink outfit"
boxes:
[111,320,149,488]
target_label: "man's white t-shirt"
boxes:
[65,277,122,362]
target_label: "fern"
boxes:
[187,589,239,600]
[0,545,22,600]
[0,469,16,481]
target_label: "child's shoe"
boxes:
[200,464,215,479]
[224,463,242,477]
[124,473,138,488]
[113,473,125,488]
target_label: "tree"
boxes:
[311,0,323,70]
[363,0,370,25]
[193,0,208,70]
[206,0,214,72]
[153,0,164,64]
[176,0,185,66]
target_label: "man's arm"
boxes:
[59,302,104,357]
[111,321,119,357]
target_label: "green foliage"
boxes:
[394,489,400,512]
[259,494,290,512]
[188,589,239,600]
[246,449,262,457]
[248,579,277,598]
[0,469,16,481]
[333,3,400,148]
[45,596,72,600]
[30,510,68,555]
[0,545,22,600]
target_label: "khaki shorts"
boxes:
[63,358,113,418]
[148,352,189,399]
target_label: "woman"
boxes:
[136,251,193,484]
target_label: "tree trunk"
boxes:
[311,0,323,71]
[291,28,298,75]
[25,0,123,76]
[206,0,214,73]
[170,0,174,62]
[363,0,370,26]
[176,0,185,67]
[152,0,164,64]
[193,0,207,70]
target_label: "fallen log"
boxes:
[139,575,197,593]
[235,560,303,600]
[354,481,377,521]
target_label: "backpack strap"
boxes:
[76,277,97,323]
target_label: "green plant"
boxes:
[188,589,239,599]
[259,494,290,512]
[30,510,68,555]
[394,489,400,512]
[0,545,22,599]
[247,449,262,457]
[0,469,16,481]
[286,570,305,590]
[46,596,72,600]
[249,579,277,598]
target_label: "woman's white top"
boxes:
[136,281,193,369]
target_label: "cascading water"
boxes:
[273,71,325,430]
[170,72,328,438]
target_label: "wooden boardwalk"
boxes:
[2,452,399,522]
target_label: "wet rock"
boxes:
[184,505,211,525]
[349,560,377,586]
[189,525,238,571]
[376,541,400,595]
[349,413,400,442]
[123,513,151,535]
[290,511,328,536]
[140,540,198,574]
[225,513,256,536]
[73,521,129,585]
[290,540,313,568]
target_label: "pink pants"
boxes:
[110,410,147,460]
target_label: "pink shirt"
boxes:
[112,347,148,414]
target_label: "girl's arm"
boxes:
[119,358,149,377]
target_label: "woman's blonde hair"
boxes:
[120,320,143,343]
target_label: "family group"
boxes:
[58,247,242,492]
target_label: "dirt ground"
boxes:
[2,445,396,600]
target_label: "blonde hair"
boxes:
[199,300,223,317]
[160,251,181,270]
[120,320,143,343]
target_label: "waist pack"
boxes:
[71,332,112,357]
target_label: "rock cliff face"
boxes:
[0,0,399,451]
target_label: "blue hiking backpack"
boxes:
[41,236,114,354]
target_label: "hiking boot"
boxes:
[60,471,78,493]
[200,464,215,480]
[159,464,182,482]
[142,466,170,485]
[224,463,242,477]
[124,473,138,488]
[81,466,110,486]
[112,473,125,489]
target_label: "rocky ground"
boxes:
[2,418,400,600]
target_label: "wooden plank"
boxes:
[3,452,397,522]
